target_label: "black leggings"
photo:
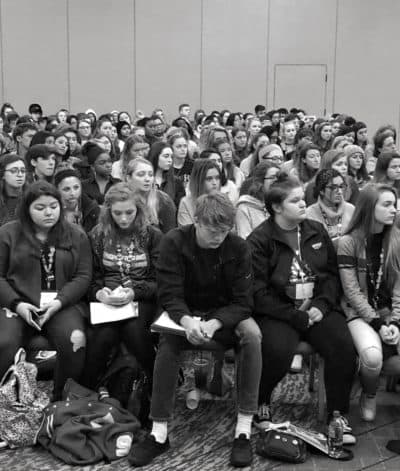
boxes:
[0,305,86,400]
[257,311,357,415]
[82,301,157,389]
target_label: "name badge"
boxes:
[295,282,314,300]
[40,291,57,308]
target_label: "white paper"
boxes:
[151,311,186,335]
[40,291,58,308]
[90,302,139,325]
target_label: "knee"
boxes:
[235,318,262,345]
[69,329,86,353]
[359,346,383,371]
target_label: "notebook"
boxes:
[151,311,186,336]
[90,302,139,325]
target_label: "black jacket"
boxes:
[247,218,341,333]
[156,224,253,328]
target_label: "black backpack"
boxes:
[97,352,149,424]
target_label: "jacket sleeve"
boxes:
[177,197,194,227]
[88,229,105,301]
[159,194,177,233]
[57,231,93,308]
[132,227,162,301]
[211,241,253,328]
[156,231,192,324]
[309,228,341,316]
[337,235,377,322]
[247,231,309,333]
[0,230,21,308]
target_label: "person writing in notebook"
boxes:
[129,192,262,468]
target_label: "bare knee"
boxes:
[359,346,382,371]
[70,329,86,352]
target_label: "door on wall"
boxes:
[273,64,327,116]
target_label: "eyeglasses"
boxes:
[264,176,277,181]
[265,156,283,163]
[5,168,26,175]
[326,184,347,192]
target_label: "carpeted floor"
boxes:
[0,354,321,470]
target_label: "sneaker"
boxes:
[253,404,272,430]
[230,434,252,467]
[337,416,356,446]
[128,434,170,467]
[359,392,376,422]
[290,354,303,373]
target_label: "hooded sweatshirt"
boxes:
[235,195,268,239]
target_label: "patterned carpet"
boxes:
[0,355,320,470]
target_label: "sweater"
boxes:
[89,224,162,301]
[337,232,400,328]
[235,195,268,239]
[306,198,354,239]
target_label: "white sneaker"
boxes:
[359,392,376,422]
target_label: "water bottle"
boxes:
[328,410,344,458]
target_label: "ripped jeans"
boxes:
[0,305,86,400]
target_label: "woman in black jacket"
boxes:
[247,173,356,441]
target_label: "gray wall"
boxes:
[0,0,398,133]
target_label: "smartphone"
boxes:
[30,311,42,331]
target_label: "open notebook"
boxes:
[151,311,186,336]
[90,302,138,325]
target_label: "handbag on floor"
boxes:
[256,429,307,463]
[0,348,49,448]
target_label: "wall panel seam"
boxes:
[133,0,136,115]
[265,0,270,108]
[332,0,339,113]
[0,0,4,103]
[66,0,71,109]
[200,0,203,109]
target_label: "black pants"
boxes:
[256,311,357,415]
[82,301,157,389]
[0,305,86,400]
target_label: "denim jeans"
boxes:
[150,317,262,421]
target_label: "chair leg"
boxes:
[309,354,316,392]
[386,375,398,392]
[317,357,325,423]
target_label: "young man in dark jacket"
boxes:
[129,193,261,468]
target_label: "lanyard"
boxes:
[41,245,56,290]
[290,228,311,282]
[367,244,384,310]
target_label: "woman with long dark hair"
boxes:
[0,181,92,399]
[147,142,185,208]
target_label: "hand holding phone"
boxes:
[15,302,42,331]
